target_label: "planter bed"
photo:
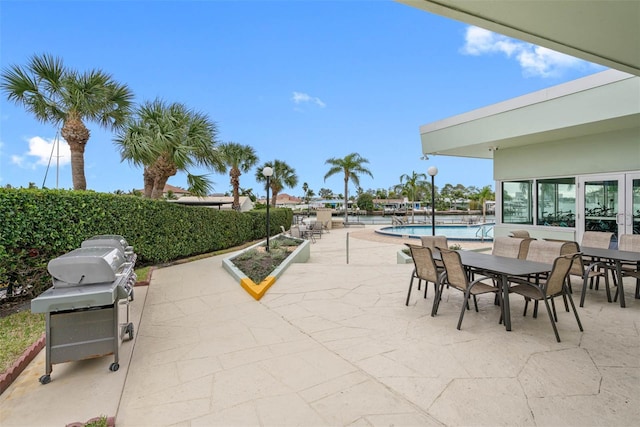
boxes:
[222,235,310,300]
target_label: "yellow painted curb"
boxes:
[240,276,276,300]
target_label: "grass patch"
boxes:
[135,266,151,282]
[0,310,45,374]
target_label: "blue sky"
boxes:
[0,0,605,199]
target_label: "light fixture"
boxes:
[427,166,438,236]
[262,166,274,251]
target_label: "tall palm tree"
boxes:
[324,153,373,224]
[0,53,134,190]
[218,142,258,210]
[255,160,298,207]
[114,99,224,199]
[399,171,427,223]
[477,185,495,223]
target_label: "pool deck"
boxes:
[1,225,638,426]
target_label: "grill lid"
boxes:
[47,247,126,285]
[81,234,132,254]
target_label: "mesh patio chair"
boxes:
[310,221,323,239]
[289,225,302,239]
[404,244,444,307]
[581,231,614,249]
[420,235,448,270]
[616,234,640,300]
[508,239,575,316]
[492,236,533,259]
[508,253,583,342]
[432,248,502,330]
[509,230,530,238]
[579,231,615,292]
[557,241,612,307]
[420,235,448,251]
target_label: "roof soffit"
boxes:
[397,0,640,76]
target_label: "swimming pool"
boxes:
[376,224,494,241]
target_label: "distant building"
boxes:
[162,184,190,198]
[257,193,303,209]
[170,195,254,212]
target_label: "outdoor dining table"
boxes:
[450,251,553,331]
[581,246,640,308]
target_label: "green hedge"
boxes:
[0,188,292,299]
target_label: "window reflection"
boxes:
[502,181,533,224]
[537,178,575,227]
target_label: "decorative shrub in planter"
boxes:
[222,235,310,300]
[397,248,413,264]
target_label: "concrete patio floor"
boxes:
[1,226,639,426]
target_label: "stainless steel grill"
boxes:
[31,235,137,384]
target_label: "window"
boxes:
[537,178,576,227]
[502,181,533,224]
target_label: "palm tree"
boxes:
[1,53,134,190]
[477,185,495,223]
[114,99,224,199]
[399,171,427,223]
[255,160,298,207]
[218,142,258,210]
[239,187,256,202]
[324,153,373,224]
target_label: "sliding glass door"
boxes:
[626,173,640,235]
[577,173,639,244]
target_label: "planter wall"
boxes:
[397,250,413,264]
[222,235,310,300]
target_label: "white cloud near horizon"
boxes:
[292,91,326,108]
[461,26,600,77]
[11,136,71,169]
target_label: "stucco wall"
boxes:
[494,127,640,180]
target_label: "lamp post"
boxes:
[262,166,273,252]
[427,166,438,236]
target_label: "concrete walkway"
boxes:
[1,227,639,426]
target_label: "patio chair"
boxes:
[420,235,448,250]
[558,241,612,307]
[492,236,533,259]
[509,230,530,238]
[433,248,502,330]
[420,235,448,269]
[289,225,302,239]
[310,221,323,239]
[580,231,614,291]
[616,234,640,300]
[508,239,575,316]
[581,231,614,249]
[409,236,448,295]
[508,253,583,342]
[404,244,443,306]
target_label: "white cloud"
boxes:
[292,91,326,108]
[11,136,71,169]
[461,26,596,78]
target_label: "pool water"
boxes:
[376,224,494,241]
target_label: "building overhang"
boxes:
[396,0,640,76]
[419,70,640,159]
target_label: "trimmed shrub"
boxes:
[0,188,292,299]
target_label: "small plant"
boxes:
[449,243,462,250]
[83,415,109,427]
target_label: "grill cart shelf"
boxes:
[31,235,137,384]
